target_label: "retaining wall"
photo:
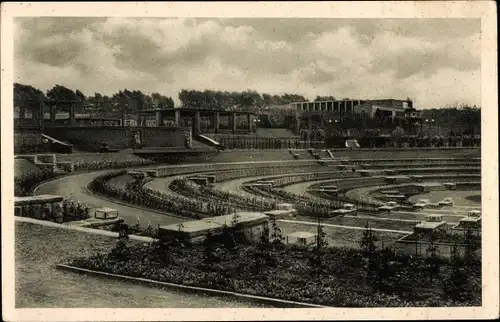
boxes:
[43,126,190,151]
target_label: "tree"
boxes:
[310,217,328,279]
[444,242,470,302]
[270,217,284,247]
[360,222,378,256]
[221,223,236,250]
[151,92,175,109]
[425,231,441,282]
[463,226,479,265]
[111,222,130,260]
[46,84,77,101]
[315,96,336,102]
[202,231,218,268]
[14,83,46,101]
[75,89,86,102]
[253,223,273,270]
[360,222,379,288]
[391,126,406,147]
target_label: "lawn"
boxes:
[277,221,407,249]
[295,215,417,232]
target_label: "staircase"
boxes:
[195,134,225,150]
[41,134,74,153]
[16,154,74,174]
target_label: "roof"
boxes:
[15,194,64,205]
[95,207,118,213]
[264,209,294,215]
[385,175,411,180]
[460,217,481,223]
[287,231,317,239]
[415,221,446,230]
[160,212,269,237]
[415,182,444,188]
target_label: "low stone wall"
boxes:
[207,147,480,163]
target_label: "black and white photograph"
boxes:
[1,2,498,321]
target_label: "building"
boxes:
[158,212,269,244]
[289,98,415,119]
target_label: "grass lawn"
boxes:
[295,215,417,232]
[277,221,406,249]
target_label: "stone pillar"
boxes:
[39,103,45,128]
[247,114,251,132]
[50,105,56,124]
[214,112,220,133]
[32,203,42,220]
[231,112,237,134]
[19,105,26,120]
[155,110,162,127]
[52,201,63,223]
[174,109,181,127]
[194,111,201,134]
[69,104,76,126]
[22,205,31,218]
[307,115,312,131]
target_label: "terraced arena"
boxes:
[15,147,482,307]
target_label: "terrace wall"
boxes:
[14,128,44,153]
[43,126,189,152]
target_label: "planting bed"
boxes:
[68,227,481,307]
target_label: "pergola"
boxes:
[14,99,81,127]
[137,107,256,134]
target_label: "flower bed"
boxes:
[14,168,56,196]
[169,179,277,212]
[69,228,481,307]
[88,171,208,219]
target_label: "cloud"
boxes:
[14,17,480,108]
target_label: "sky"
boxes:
[14,17,481,109]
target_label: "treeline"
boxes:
[420,105,480,132]
[178,89,308,111]
[13,83,480,129]
[14,83,314,114]
[14,83,175,115]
